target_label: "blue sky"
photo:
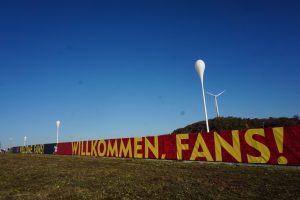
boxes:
[0,0,299,148]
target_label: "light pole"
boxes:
[24,136,27,146]
[195,59,210,132]
[56,120,60,144]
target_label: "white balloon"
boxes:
[195,59,205,82]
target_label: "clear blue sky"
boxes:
[1,0,299,148]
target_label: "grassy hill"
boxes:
[173,116,300,134]
[0,154,299,199]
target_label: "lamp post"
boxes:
[24,136,27,146]
[56,120,60,144]
[195,59,210,132]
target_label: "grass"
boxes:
[0,154,299,200]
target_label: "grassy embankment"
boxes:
[0,154,299,200]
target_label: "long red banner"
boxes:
[56,126,300,165]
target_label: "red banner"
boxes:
[56,126,300,165]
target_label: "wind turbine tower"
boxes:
[207,90,225,117]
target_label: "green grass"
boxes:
[0,154,299,200]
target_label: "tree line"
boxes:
[172,116,300,134]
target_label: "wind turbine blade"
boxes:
[217,90,226,96]
[206,92,215,96]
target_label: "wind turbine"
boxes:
[207,90,225,117]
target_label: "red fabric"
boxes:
[55,126,300,165]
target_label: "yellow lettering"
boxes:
[245,129,270,163]
[72,142,79,155]
[34,144,44,154]
[145,136,159,159]
[20,146,26,154]
[190,134,213,161]
[107,140,118,157]
[119,139,132,158]
[214,131,241,162]
[176,134,189,160]
[86,141,91,156]
[78,142,81,155]
[81,141,86,156]
[97,140,106,157]
[28,146,32,154]
[91,140,98,156]
[23,146,32,154]
[134,137,143,158]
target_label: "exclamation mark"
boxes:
[272,127,288,164]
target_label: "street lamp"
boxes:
[195,59,210,132]
[56,120,60,144]
[24,136,26,146]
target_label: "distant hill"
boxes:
[172,116,300,134]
